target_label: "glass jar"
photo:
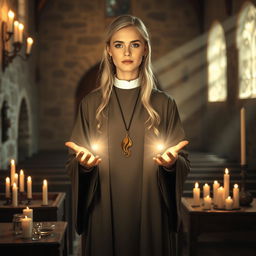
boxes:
[12,213,24,235]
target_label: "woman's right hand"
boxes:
[65,141,102,168]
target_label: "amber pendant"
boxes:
[121,133,133,157]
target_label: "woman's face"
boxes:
[107,26,147,80]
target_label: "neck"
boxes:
[116,71,139,81]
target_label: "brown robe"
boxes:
[66,87,190,256]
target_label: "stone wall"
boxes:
[0,0,38,168]
[38,0,200,150]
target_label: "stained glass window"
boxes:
[207,22,227,102]
[237,3,256,99]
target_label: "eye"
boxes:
[114,43,123,48]
[131,43,140,48]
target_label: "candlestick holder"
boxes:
[4,197,11,205]
[239,164,253,206]
[27,198,32,205]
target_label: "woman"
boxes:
[66,15,190,256]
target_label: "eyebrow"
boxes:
[113,40,142,44]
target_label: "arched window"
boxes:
[237,2,256,99]
[207,22,227,102]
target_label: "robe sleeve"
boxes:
[66,99,99,235]
[158,97,190,232]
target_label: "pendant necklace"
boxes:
[113,86,141,157]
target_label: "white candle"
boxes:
[13,21,19,42]
[10,159,16,186]
[203,195,212,210]
[5,177,10,198]
[23,207,33,221]
[19,169,24,192]
[12,182,18,207]
[14,173,18,187]
[193,182,200,206]
[42,179,48,205]
[27,176,32,199]
[225,196,233,210]
[233,184,240,209]
[213,180,220,205]
[224,168,230,200]
[21,216,32,239]
[7,10,15,32]
[26,37,33,55]
[18,23,24,43]
[203,183,210,198]
[240,107,246,165]
[217,186,224,208]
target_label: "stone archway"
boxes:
[75,62,101,114]
[18,98,30,162]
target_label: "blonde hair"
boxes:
[96,15,160,135]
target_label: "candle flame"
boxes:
[26,206,29,210]
[14,20,19,26]
[27,176,31,181]
[156,144,164,151]
[20,169,24,175]
[91,143,99,152]
[227,196,231,200]
[6,177,10,182]
[225,168,229,174]
[43,179,47,185]
[214,180,218,184]
[27,37,33,44]
[15,173,18,178]
[195,182,199,188]
[219,186,223,190]
[13,182,17,188]
[234,184,239,188]
[11,159,15,165]
[8,10,14,19]
[206,195,210,199]
[25,216,27,219]
[18,23,24,30]
[204,183,208,186]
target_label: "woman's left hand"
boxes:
[153,140,189,168]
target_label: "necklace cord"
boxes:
[113,86,141,132]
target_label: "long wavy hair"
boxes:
[96,15,160,135]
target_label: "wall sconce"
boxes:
[2,10,34,72]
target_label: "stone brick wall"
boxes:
[38,0,200,150]
[0,0,38,168]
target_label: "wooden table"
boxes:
[0,192,66,222]
[181,197,256,256]
[0,221,68,256]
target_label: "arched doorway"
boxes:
[18,99,30,162]
[75,62,101,114]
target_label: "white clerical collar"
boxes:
[114,77,140,89]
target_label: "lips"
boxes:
[122,60,133,64]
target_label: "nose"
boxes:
[124,45,131,56]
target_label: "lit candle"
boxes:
[240,107,246,165]
[213,180,220,205]
[23,206,33,221]
[203,195,212,210]
[12,182,18,207]
[26,37,33,55]
[5,177,10,198]
[19,169,24,192]
[225,196,233,210]
[14,173,18,187]
[217,186,224,208]
[10,159,16,186]
[7,10,15,32]
[224,168,230,200]
[203,183,210,198]
[27,176,32,199]
[42,179,48,205]
[18,23,24,43]
[13,21,19,42]
[21,216,32,239]
[233,184,240,209]
[193,182,200,206]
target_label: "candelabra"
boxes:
[1,10,33,72]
